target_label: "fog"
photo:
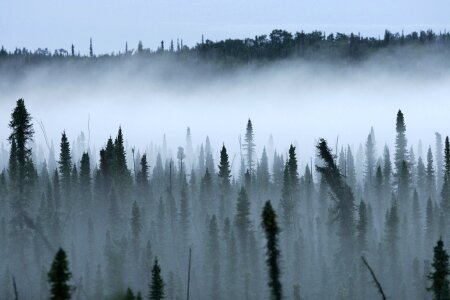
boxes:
[1,54,449,168]
[1,51,450,300]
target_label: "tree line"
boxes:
[1,28,450,66]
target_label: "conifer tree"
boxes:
[48,248,73,300]
[218,144,231,218]
[244,119,255,174]
[58,131,72,195]
[261,200,282,300]
[316,138,355,261]
[427,147,437,201]
[234,187,252,254]
[79,152,91,209]
[357,200,368,253]
[436,133,444,192]
[8,99,34,217]
[394,110,408,174]
[148,258,165,300]
[207,215,221,299]
[428,238,450,300]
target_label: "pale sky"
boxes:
[1,0,449,54]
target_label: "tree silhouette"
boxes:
[428,238,450,300]
[48,248,73,300]
[261,200,282,300]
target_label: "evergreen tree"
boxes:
[79,152,91,209]
[137,154,150,197]
[218,144,231,218]
[428,238,450,300]
[244,119,256,174]
[234,187,252,254]
[261,201,282,300]
[8,99,35,218]
[436,133,444,192]
[58,131,72,195]
[207,215,221,299]
[148,258,164,300]
[394,110,408,174]
[48,248,73,300]
[427,147,437,201]
[357,200,368,253]
[316,138,355,262]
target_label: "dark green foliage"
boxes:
[428,238,450,300]
[316,138,355,257]
[8,98,35,214]
[79,152,91,207]
[218,144,231,188]
[234,187,252,251]
[280,145,299,231]
[261,201,282,300]
[394,110,408,174]
[48,248,73,300]
[244,119,255,174]
[58,131,72,193]
[148,258,164,300]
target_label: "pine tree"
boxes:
[427,147,437,201]
[244,119,256,174]
[8,99,35,217]
[261,201,282,300]
[48,248,73,300]
[148,258,164,300]
[79,152,91,209]
[394,110,408,174]
[207,215,221,299]
[218,144,231,218]
[234,187,252,254]
[436,133,444,192]
[428,238,450,300]
[58,131,72,195]
[137,153,150,199]
[442,137,450,217]
[131,201,142,244]
[316,138,355,261]
[357,200,368,253]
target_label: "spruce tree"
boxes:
[428,238,450,300]
[48,248,73,300]
[394,110,408,174]
[79,152,91,209]
[427,147,437,201]
[244,119,255,174]
[148,258,164,300]
[58,131,72,195]
[8,99,34,217]
[234,187,252,254]
[261,200,282,300]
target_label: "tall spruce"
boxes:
[58,131,72,195]
[48,248,73,300]
[148,258,165,300]
[428,238,450,300]
[261,201,282,300]
[244,119,256,174]
[394,110,408,174]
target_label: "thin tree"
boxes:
[261,200,282,300]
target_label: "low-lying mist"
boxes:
[0,51,449,170]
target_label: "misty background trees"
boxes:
[0,99,449,299]
[1,29,450,68]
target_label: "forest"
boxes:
[1,97,450,300]
[1,28,450,68]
